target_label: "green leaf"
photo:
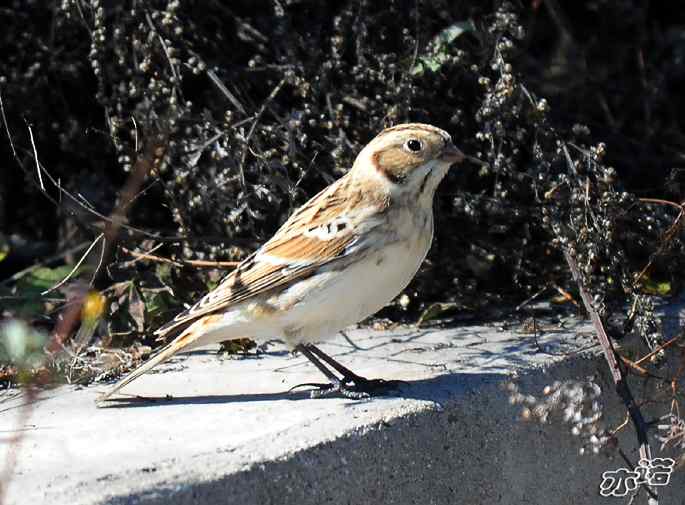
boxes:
[140,288,175,329]
[16,265,87,295]
[155,263,173,284]
[411,21,475,76]
[3,265,85,320]
[434,21,475,46]
[640,279,672,296]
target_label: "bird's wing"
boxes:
[154,173,389,340]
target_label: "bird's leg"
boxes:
[290,344,359,398]
[306,344,368,383]
[293,344,340,384]
[292,344,405,399]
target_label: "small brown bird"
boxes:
[99,123,463,402]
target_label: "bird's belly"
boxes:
[275,233,432,344]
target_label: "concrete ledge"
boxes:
[2,318,683,504]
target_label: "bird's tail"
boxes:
[97,323,207,404]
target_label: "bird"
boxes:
[98,123,464,402]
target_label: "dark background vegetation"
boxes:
[1,0,684,417]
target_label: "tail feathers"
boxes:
[97,329,201,404]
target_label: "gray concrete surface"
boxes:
[2,314,683,505]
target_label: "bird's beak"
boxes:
[439,142,465,165]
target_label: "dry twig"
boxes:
[564,249,658,503]
[120,246,239,269]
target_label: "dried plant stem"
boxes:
[563,248,657,503]
[239,77,286,186]
[206,69,247,115]
[619,356,669,382]
[120,246,239,269]
[0,89,17,159]
[619,356,650,377]
[41,233,104,295]
[634,335,683,367]
[27,125,45,191]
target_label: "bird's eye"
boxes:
[405,138,423,153]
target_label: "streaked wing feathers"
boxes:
[154,173,389,339]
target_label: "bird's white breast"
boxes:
[272,205,434,345]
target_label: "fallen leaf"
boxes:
[417,302,459,327]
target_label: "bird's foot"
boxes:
[290,375,406,399]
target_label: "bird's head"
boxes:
[352,123,464,200]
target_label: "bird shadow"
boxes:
[96,372,498,409]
